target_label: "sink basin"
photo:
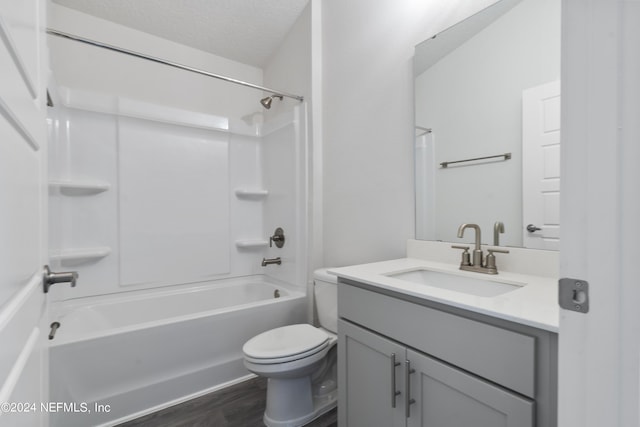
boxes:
[385,269,524,297]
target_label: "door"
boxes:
[338,319,406,427]
[406,349,533,427]
[0,1,49,425]
[559,1,640,426]
[522,80,560,250]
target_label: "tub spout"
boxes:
[261,257,281,267]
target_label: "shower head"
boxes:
[260,95,283,109]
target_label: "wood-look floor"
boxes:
[117,377,337,427]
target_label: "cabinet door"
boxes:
[338,319,406,427]
[406,349,534,427]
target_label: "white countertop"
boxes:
[330,257,559,332]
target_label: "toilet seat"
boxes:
[243,324,330,364]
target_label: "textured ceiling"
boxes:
[52,0,310,68]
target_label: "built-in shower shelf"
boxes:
[234,188,269,199]
[49,179,111,195]
[50,247,112,264]
[235,240,269,249]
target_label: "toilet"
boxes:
[243,269,338,427]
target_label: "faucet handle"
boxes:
[485,248,509,272]
[269,227,285,248]
[487,247,510,255]
[451,245,470,250]
[451,245,471,266]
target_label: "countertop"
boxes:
[330,257,559,332]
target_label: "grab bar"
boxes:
[440,152,511,168]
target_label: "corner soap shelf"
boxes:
[50,247,112,264]
[234,188,269,249]
[49,179,111,195]
[234,188,268,199]
[235,240,269,249]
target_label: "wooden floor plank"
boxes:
[118,377,337,427]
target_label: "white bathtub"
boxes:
[49,275,307,427]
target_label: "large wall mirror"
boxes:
[414,0,560,250]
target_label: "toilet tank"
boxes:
[313,268,338,333]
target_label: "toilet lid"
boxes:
[243,324,329,360]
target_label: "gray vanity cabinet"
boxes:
[338,319,406,427]
[339,319,533,427]
[406,348,532,427]
[337,279,557,427]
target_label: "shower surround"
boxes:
[47,90,308,300]
[46,5,310,425]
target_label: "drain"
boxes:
[274,289,281,298]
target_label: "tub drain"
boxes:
[274,289,281,298]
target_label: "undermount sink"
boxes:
[385,268,524,297]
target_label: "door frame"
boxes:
[559,0,640,426]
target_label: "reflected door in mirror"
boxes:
[522,81,560,250]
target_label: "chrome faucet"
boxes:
[452,224,509,275]
[261,257,282,267]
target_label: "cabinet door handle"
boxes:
[390,353,401,408]
[405,360,416,418]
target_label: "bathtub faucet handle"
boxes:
[269,227,285,248]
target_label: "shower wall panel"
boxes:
[261,107,307,288]
[46,92,274,301]
[118,118,230,287]
[48,107,120,298]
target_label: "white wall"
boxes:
[48,5,262,119]
[263,3,312,113]
[321,0,497,267]
[415,0,560,246]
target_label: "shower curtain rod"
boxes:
[46,29,304,102]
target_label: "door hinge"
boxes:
[558,278,589,313]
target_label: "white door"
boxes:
[522,80,560,250]
[559,1,640,427]
[0,1,49,425]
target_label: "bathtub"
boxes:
[48,275,307,427]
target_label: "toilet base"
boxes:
[262,346,338,427]
[263,379,337,427]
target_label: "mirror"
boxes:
[414,0,560,249]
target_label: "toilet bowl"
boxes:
[242,269,338,427]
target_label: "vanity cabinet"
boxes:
[340,320,533,427]
[337,279,557,427]
[338,319,406,427]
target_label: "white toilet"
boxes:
[242,269,338,427]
